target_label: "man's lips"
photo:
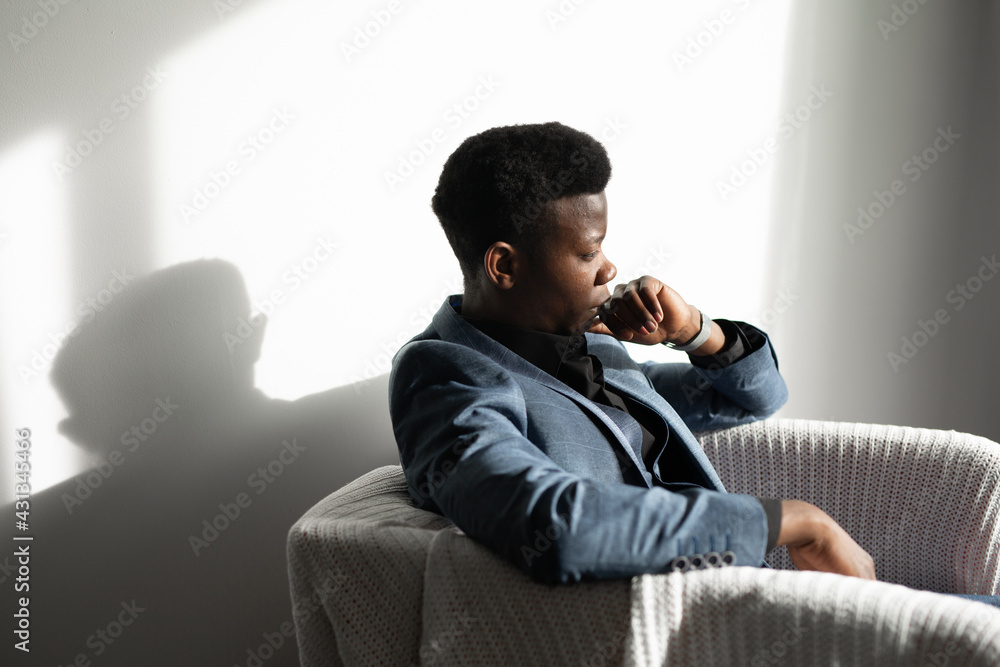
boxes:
[594,298,615,320]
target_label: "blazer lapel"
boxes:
[599,368,727,493]
[432,297,653,488]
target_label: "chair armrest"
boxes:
[419,530,632,665]
[286,465,454,667]
[695,419,1000,594]
[629,567,1000,666]
[420,528,1000,666]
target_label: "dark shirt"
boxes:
[462,314,782,553]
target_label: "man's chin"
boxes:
[573,312,603,336]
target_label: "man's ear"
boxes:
[482,242,520,290]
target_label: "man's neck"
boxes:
[457,290,514,327]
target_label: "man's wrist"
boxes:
[776,499,832,548]
[688,319,745,366]
[663,306,728,356]
[674,305,699,342]
[663,306,711,351]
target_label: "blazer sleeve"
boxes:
[389,339,770,585]
[639,322,788,433]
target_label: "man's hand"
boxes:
[588,276,724,355]
[778,500,876,580]
[588,276,695,344]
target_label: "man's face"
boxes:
[513,191,617,335]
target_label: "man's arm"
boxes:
[591,275,875,580]
[777,500,876,578]
[591,277,787,431]
[389,339,771,585]
[637,321,787,432]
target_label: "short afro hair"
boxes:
[431,122,612,282]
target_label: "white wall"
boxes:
[767,1,1000,441]
[4,1,998,662]
[1,0,794,499]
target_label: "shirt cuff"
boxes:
[688,319,745,369]
[757,497,782,552]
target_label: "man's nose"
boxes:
[597,258,616,285]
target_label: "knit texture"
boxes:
[697,419,1000,594]
[287,419,1000,666]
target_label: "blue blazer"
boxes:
[389,296,788,584]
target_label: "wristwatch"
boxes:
[663,309,711,352]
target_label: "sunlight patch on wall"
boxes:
[0,129,81,500]
[148,0,796,386]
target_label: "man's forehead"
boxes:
[551,192,607,237]
[553,191,606,213]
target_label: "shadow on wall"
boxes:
[2,259,399,665]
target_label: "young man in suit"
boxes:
[389,121,875,585]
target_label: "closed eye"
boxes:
[581,252,598,260]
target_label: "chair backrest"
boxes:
[288,465,642,666]
[290,456,1000,666]
[287,465,455,666]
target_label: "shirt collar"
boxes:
[460,313,588,378]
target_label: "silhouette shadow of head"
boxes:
[23,258,399,665]
[52,258,266,465]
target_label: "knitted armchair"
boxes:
[287,419,1000,666]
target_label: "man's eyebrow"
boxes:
[584,232,605,244]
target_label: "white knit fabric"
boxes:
[626,568,1000,666]
[287,419,1000,666]
[287,466,454,666]
[697,419,1000,594]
